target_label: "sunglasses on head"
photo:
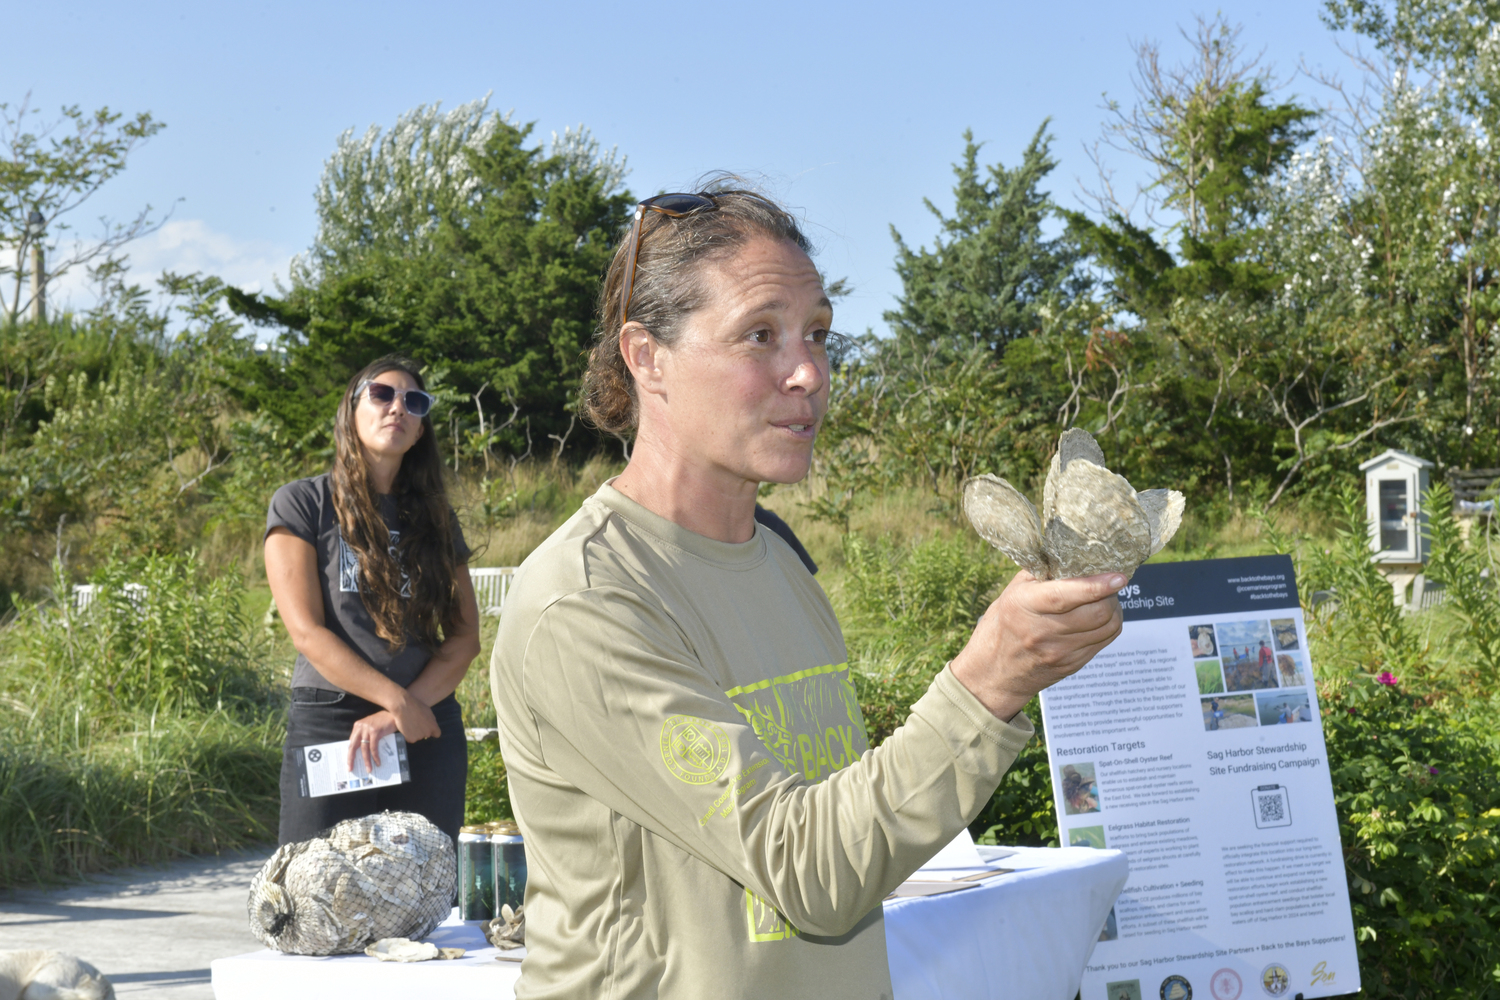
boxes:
[357,380,435,418]
[618,190,780,325]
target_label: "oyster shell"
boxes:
[962,428,1185,580]
[961,476,1052,579]
[485,904,526,950]
[365,939,440,962]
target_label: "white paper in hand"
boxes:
[294,733,410,798]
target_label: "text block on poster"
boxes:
[1040,554,1360,1000]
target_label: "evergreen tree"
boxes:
[886,124,1087,354]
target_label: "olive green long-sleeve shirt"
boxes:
[490,483,1034,999]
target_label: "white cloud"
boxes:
[44,219,296,314]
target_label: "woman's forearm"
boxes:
[291,624,413,711]
[405,632,482,707]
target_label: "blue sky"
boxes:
[7,0,1358,336]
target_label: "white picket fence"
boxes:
[470,567,517,617]
[72,583,147,613]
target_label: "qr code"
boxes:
[1252,784,1292,829]
[1257,793,1284,823]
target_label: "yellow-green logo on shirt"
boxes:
[725,663,868,784]
[659,715,732,785]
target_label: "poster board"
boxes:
[1040,555,1360,1000]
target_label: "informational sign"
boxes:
[294,733,409,798]
[1040,555,1360,1000]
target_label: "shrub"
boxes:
[0,552,284,887]
[7,554,269,721]
[1322,675,1500,998]
[840,532,1006,663]
[464,738,513,824]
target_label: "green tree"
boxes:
[0,95,165,325]
[886,123,1087,354]
[229,107,632,458]
[1321,0,1500,466]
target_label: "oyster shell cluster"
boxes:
[248,810,457,956]
[485,903,526,950]
[962,428,1184,580]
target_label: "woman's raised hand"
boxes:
[949,570,1125,723]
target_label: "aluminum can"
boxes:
[457,826,495,921]
[486,820,527,914]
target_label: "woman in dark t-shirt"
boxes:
[265,356,480,846]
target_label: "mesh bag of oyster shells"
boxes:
[247,810,457,955]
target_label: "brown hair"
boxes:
[581,179,815,434]
[331,356,462,651]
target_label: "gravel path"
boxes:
[0,847,275,1000]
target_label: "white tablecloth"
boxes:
[211,846,1127,1000]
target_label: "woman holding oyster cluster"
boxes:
[490,183,1140,998]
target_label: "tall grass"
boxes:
[0,552,285,887]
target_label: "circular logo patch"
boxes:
[1260,964,1290,997]
[307,749,322,763]
[1210,968,1243,1000]
[660,715,731,785]
[1160,974,1192,1000]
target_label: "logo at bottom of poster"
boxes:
[1160,974,1192,1000]
[1260,963,1291,997]
[1209,968,1242,1000]
[1105,980,1142,1000]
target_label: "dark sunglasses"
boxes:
[618,190,780,325]
[357,380,435,418]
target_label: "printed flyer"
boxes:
[1040,555,1359,1000]
[293,733,410,798]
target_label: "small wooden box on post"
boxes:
[1360,449,1433,607]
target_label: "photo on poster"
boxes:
[1271,618,1300,651]
[1105,980,1142,1000]
[1188,623,1218,658]
[1276,653,1308,687]
[1217,619,1278,691]
[1069,825,1106,849]
[1060,762,1100,815]
[1195,658,1225,694]
[1256,688,1313,725]
[1201,694,1257,731]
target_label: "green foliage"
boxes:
[887,123,1088,353]
[228,113,633,457]
[464,739,513,825]
[0,551,283,888]
[1303,487,1426,677]
[9,553,268,717]
[839,530,1015,756]
[1422,481,1500,684]
[1322,676,1500,998]
[840,532,1005,663]
[0,712,282,888]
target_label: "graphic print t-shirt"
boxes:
[265,474,469,691]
